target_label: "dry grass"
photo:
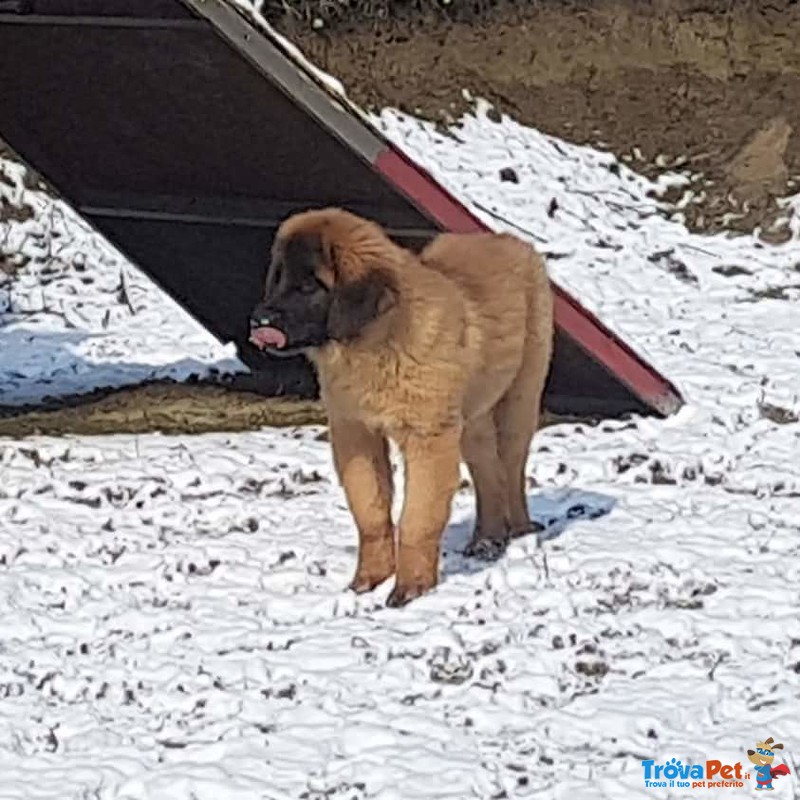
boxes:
[0,378,585,439]
[0,382,327,438]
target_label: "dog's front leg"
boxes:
[329,416,396,593]
[387,427,461,607]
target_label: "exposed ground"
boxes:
[0,380,582,438]
[0,381,326,438]
[280,0,800,242]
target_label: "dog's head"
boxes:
[249,208,399,358]
[747,738,783,766]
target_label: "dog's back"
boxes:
[419,231,550,318]
[417,231,554,421]
[419,230,552,355]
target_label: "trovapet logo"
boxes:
[746,738,791,791]
[641,737,791,791]
[641,757,748,790]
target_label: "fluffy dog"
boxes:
[249,208,554,607]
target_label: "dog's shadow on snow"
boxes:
[441,486,617,579]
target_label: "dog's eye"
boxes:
[301,278,328,295]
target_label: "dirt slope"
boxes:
[281,0,800,241]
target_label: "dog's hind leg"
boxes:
[388,426,461,607]
[494,340,551,537]
[329,416,395,593]
[461,413,510,560]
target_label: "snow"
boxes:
[0,160,242,406]
[2,61,800,800]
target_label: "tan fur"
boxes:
[278,208,554,606]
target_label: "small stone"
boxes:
[485,106,502,123]
[428,647,474,685]
[499,167,519,183]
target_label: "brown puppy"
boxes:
[249,208,554,607]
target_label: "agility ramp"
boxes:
[0,0,684,418]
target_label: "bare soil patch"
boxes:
[0,378,578,438]
[0,381,326,438]
[279,0,800,241]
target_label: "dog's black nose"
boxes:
[249,303,278,328]
[250,314,271,329]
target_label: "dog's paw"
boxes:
[386,580,435,608]
[349,543,395,595]
[349,568,394,595]
[463,536,508,561]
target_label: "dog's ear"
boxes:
[327,270,396,342]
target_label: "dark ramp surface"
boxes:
[0,0,684,418]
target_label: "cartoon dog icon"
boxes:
[747,738,791,790]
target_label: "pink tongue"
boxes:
[249,326,287,350]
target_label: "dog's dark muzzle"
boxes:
[248,305,290,352]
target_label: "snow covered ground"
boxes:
[2,77,800,800]
[0,159,241,407]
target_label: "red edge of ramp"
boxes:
[374,145,684,418]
